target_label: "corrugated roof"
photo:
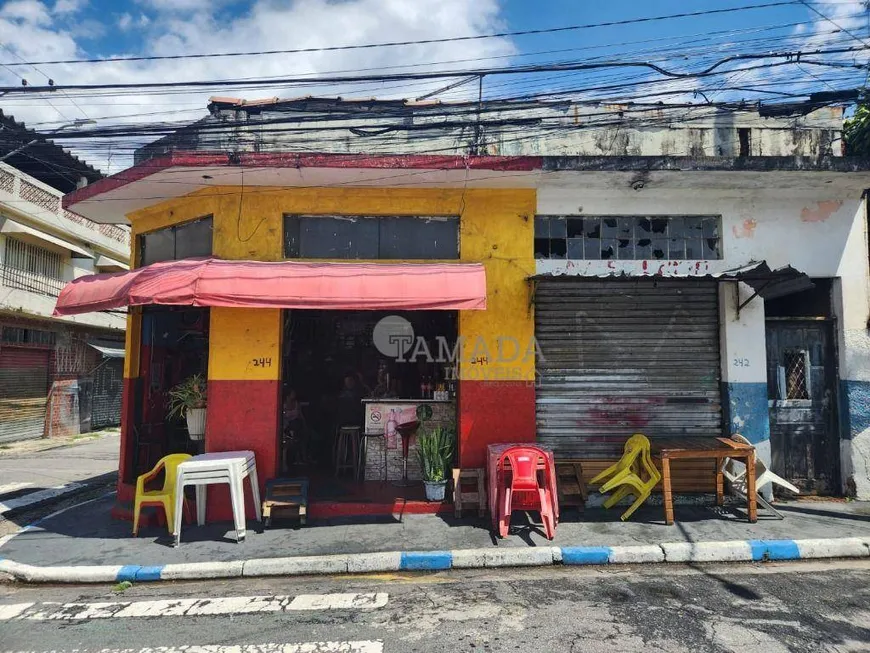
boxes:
[0,110,103,193]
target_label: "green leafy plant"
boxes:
[166,374,207,420]
[416,425,455,483]
[845,102,870,156]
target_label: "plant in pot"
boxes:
[416,425,455,502]
[167,374,207,441]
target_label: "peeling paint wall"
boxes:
[138,103,844,161]
[537,187,870,497]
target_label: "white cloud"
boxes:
[53,0,86,15]
[1,0,51,25]
[0,0,515,173]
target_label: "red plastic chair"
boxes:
[497,446,557,540]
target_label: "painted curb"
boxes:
[1,537,869,584]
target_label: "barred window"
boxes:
[0,326,56,346]
[535,215,722,260]
[1,237,64,296]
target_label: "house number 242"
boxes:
[733,358,750,368]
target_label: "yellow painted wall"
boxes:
[208,308,282,381]
[457,190,536,382]
[122,308,141,380]
[124,186,536,382]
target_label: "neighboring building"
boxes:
[0,111,130,443]
[59,97,870,517]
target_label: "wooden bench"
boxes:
[262,477,309,527]
[452,468,486,518]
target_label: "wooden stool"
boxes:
[556,461,588,509]
[262,477,309,527]
[452,468,487,518]
[334,426,360,478]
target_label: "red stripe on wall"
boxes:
[118,376,136,491]
[458,380,536,468]
[204,379,280,521]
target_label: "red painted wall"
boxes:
[117,377,136,497]
[204,379,280,521]
[458,380,536,468]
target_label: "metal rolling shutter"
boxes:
[535,279,721,458]
[0,347,50,443]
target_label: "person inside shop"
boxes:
[282,388,310,467]
[336,370,370,429]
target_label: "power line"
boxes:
[0,2,801,68]
[3,43,867,96]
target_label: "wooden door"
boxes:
[765,321,839,494]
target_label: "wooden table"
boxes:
[652,437,757,525]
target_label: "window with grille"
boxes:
[1,237,64,296]
[781,349,810,400]
[535,215,722,260]
[0,326,56,346]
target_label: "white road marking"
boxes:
[0,483,85,516]
[289,593,388,611]
[0,593,388,621]
[5,643,384,653]
[0,482,33,496]
[0,603,33,620]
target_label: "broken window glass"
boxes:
[532,215,722,261]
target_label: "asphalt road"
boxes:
[0,433,119,489]
[2,559,869,652]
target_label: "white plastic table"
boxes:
[173,450,261,546]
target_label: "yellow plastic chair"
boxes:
[590,433,661,521]
[133,453,192,536]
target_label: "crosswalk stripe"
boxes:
[288,593,388,611]
[6,642,384,653]
[0,593,388,621]
[0,482,33,496]
[0,483,85,516]
[0,603,34,620]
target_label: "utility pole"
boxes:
[472,74,484,155]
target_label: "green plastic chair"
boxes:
[590,433,661,521]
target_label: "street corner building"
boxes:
[0,111,130,444]
[55,97,870,520]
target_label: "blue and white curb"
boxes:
[2,537,869,584]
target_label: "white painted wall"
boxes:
[536,185,870,496]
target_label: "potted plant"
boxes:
[167,374,207,441]
[416,425,455,502]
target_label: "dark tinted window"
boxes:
[175,218,214,259]
[140,216,213,265]
[284,215,459,259]
[378,217,458,259]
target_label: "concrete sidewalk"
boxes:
[2,493,870,570]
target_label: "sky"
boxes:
[0,0,866,171]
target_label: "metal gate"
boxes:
[0,346,50,443]
[535,279,722,458]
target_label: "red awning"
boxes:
[53,257,487,316]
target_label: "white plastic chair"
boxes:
[721,434,800,519]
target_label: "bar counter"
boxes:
[361,398,456,481]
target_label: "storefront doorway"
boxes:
[280,309,457,482]
[765,280,840,494]
[534,278,723,458]
[125,306,209,483]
